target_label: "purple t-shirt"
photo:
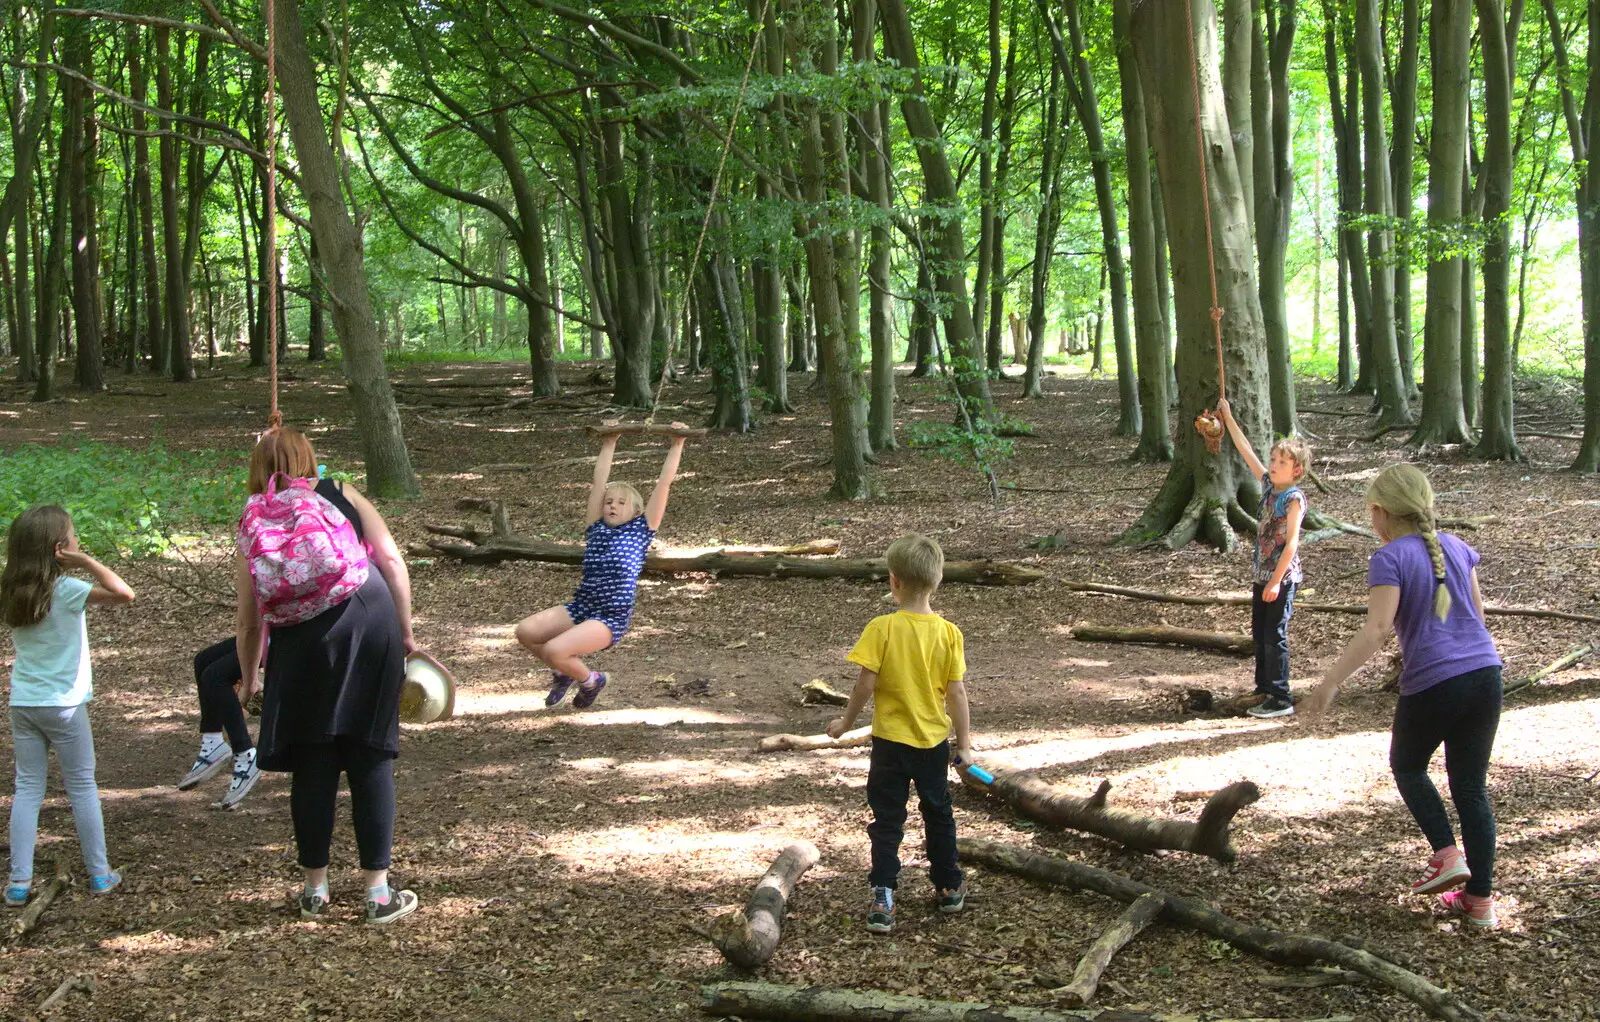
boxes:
[1368,532,1500,696]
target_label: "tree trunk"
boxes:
[854,1,894,450]
[1054,0,1139,436]
[1252,0,1297,436]
[711,841,819,970]
[273,0,419,496]
[974,0,1002,373]
[1475,0,1521,460]
[987,27,1019,373]
[1024,62,1064,399]
[597,91,656,408]
[0,10,53,252]
[1116,0,1171,461]
[908,255,934,377]
[156,28,190,383]
[1391,0,1421,399]
[1221,0,1255,225]
[11,186,34,382]
[1354,0,1411,425]
[307,234,327,361]
[491,108,560,396]
[878,0,991,414]
[64,22,103,394]
[1324,4,1366,393]
[703,245,755,433]
[1411,0,1472,445]
[33,146,70,402]
[1126,0,1273,552]
[1460,157,1484,429]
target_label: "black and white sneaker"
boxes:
[212,750,260,810]
[178,744,231,790]
[299,890,331,921]
[1248,695,1296,718]
[365,888,419,925]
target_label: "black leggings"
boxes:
[195,638,254,753]
[1390,665,1502,897]
[289,738,396,871]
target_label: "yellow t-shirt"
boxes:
[847,611,966,749]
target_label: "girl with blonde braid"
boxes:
[1304,464,1504,927]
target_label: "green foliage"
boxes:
[0,442,248,560]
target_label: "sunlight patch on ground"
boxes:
[978,720,1278,773]
[557,706,779,728]
[538,815,827,878]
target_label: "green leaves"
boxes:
[0,441,248,560]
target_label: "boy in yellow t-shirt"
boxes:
[827,534,976,935]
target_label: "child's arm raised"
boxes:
[55,547,135,606]
[585,431,620,527]
[1216,397,1267,481]
[645,425,689,531]
[827,667,876,738]
[1263,498,1305,603]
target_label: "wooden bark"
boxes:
[1473,0,1521,460]
[711,841,819,969]
[12,863,69,938]
[798,679,849,706]
[1070,624,1251,655]
[959,838,1485,1022]
[1059,892,1166,1007]
[702,981,1251,1021]
[960,771,1259,864]
[756,726,870,753]
[36,973,94,1012]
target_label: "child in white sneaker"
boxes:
[177,637,261,810]
[3,507,135,906]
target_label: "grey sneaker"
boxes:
[299,890,331,920]
[866,887,894,935]
[938,882,967,914]
[178,744,231,790]
[212,750,260,811]
[365,888,419,925]
[1248,695,1296,718]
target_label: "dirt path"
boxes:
[1,360,1596,1021]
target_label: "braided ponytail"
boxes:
[1367,464,1452,622]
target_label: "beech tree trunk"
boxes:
[1475,0,1522,460]
[1024,62,1064,399]
[1324,4,1366,393]
[156,28,190,382]
[1125,0,1273,551]
[1412,0,1473,445]
[272,0,419,496]
[64,22,103,394]
[33,141,69,402]
[1252,0,1297,436]
[1390,0,1421,400]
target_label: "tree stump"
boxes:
[711,841,820,969]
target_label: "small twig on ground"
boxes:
[36,973,94,1013]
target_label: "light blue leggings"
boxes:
[9,704,110,883]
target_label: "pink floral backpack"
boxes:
[238,474,369,625]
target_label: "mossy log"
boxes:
[1070,623,1252,655]
[959,838,1484,1022]
[700,981,1277,1021]
[959,770,1259,863]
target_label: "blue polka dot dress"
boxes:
[565,514,656,643]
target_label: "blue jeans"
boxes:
[1251,581,1297,699]
[866,737,962,891]
[1390,665,1502,897]
[9,704,110,883]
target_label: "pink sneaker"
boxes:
[1412,847,1470,895]
[1440,890,1497,928]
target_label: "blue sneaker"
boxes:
[89,871,122,895]
[572,672,608,709]
[545,672,577,708]
[4,882,29,908]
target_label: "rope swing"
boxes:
[1179,0,1228,455]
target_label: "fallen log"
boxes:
[1504,645,1594,697]
[711,841,819,969]
[36,973,94,1012]
[1059,892,1165,1007]
[756,726,871,753]
[12,862,69,938]
[423,501,1041,584]
[1071,623,1251,655]
[1063,580,1600,626]
[959,838,1484,1022]
[700,981,1256,1021]
[1258,968,1367,989]
[959,771,1259,863]
[798,679,849,706]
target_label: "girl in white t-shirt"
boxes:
[2,506,134,907]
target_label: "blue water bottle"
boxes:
[955,755,994,784]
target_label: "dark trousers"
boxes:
[1251,581,1297,699]
[288,738,397,871]
[1390,665,1501,897]
[866,736,962,891]
[195,638,254,753]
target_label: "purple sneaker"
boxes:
[545,672,576,708]
[572,672,608,709]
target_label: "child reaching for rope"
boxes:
[514,424,690,709]
[1216,398,1310,719]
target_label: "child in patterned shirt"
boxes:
[514,423,689,709]
[1217,398,1309,719]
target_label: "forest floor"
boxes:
[1,357,1598,1022]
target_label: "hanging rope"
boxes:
[1180,0,1228,454]
[644,0,772,424]
[264,0,281,430]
